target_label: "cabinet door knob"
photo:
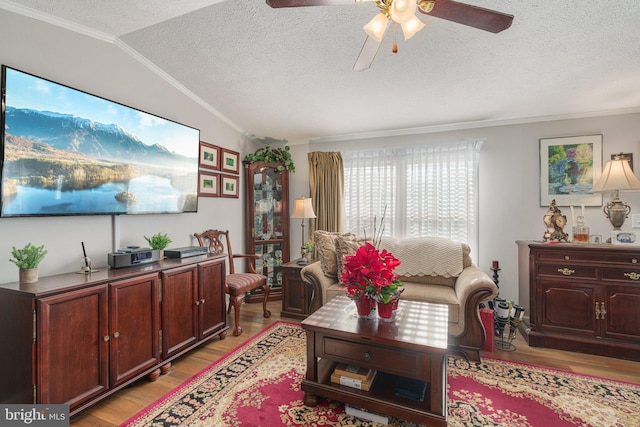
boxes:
[201,299,205,304]
[113,331,120,339]
[363,351,371,361]
[558,268,575,276]
[103,336,110,342]
[632,258,638,264]
[600,302,607,319]
[195,300,200,306]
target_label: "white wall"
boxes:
[288,112,640,304]
[0,10,255,283]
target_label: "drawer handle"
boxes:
[595,302,607,320]
[624,272,640,280]
[363,351,371,361]
[558,268,575,276]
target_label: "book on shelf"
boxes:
[332,363,372,381]
[394,376,428,402]
[345,405,389,425]
[330,365,377,391]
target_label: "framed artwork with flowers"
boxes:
[540,135,603,207]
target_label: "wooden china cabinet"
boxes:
[244,158,290,302]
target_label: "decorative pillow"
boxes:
[335,237,362,279]
[313,231,356,278]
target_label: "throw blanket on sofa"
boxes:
[380,236,463,278]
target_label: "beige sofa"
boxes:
[301,232,498,361]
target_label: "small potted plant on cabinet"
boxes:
[144,233,172,258]
[10,243,47,284]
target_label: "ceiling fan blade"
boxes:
[353,36,382,72]
[266,0,356,7]
[419,0,513,33]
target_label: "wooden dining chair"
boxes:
[194,229,271,336]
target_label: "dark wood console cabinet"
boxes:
[524,241,640,361]
[0,254,228,415]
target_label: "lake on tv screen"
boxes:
[3,175,192,215]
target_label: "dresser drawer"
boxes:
[537,264,596,280]
[537,250,640,265]
[601,268,640,283]
[320,336,429,379]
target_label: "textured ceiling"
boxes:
[3,0,640,141]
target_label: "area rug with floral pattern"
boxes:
[121,322,640,427]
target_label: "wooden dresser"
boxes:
[0,254,228,415]
[521,241,640,361]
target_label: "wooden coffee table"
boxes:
[301,295,448,426]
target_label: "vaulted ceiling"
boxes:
[3,0,640,141]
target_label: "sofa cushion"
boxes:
[335,236,361,279]
[314,231,357,278]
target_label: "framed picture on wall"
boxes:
[199,142,220,170]
[198,171,219,197]
[540,134,603,207]
[220,174,239,198]
[221,148,240,174]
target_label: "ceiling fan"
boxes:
[266,0,514,71]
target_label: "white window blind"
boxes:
[342,140,483,259]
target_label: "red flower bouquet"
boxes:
[340,242,404,304]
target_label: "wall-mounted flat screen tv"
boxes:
[0,65,200,217]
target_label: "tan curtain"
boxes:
[308,152,344,233]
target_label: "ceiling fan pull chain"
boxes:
[392,22,398,53]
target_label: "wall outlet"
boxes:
[632,214,640,229]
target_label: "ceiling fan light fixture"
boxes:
[401,15,425,40]
[363,12,389,42]
[390,0,417,24]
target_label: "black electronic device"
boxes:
[164,246,208,259]
[108,247,160,269]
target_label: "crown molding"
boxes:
[0,0,114,42]
[310,107,640,144]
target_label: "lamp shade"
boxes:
[291,196,316,219]
[363,12,389,42]
[591,157,640,193]
[401,15,425,40]
[390,0,417,24]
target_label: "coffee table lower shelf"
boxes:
[302,359,447,427]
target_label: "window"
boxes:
[342,140,483,258]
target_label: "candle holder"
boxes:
[490,267,501,289]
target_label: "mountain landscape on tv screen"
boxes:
[1,106,198,215]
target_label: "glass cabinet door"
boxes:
[244,162,289,301]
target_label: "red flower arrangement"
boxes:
[340,242,404,303]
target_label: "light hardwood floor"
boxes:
[71,300,640,426]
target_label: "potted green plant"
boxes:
[10,243,47,283]
[144,233,172,258]
[243,145,295,172]
[304,240,315,260]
